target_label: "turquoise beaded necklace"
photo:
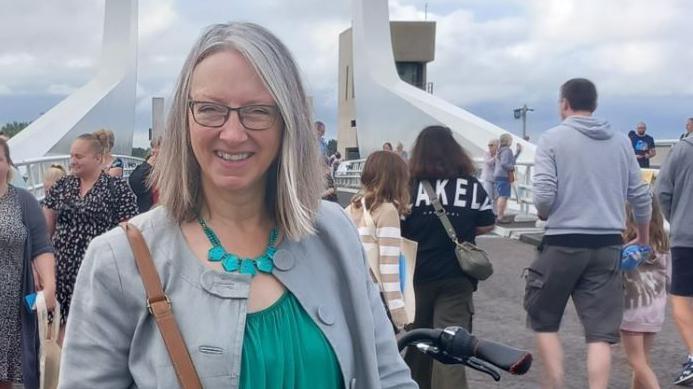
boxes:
[198,217,279,276]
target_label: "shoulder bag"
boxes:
[422,181,494,281]
[120,223,202,389]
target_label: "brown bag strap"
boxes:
[119,223,202,389]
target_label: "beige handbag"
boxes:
[361,201,417,325]
[36,292,61,389]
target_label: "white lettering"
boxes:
[454,178,468,207]
[436,179,449,206]
[470,182,482,209]
[415,182,431,207]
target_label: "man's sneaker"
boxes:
[674,359,693,385]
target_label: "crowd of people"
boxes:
[529,78,692,389]
[0,22,692,389]
[0,129,163,388]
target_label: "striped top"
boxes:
[345,201,408,329]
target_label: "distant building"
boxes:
[337,21,436,159]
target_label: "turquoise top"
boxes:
[241,292,345,389]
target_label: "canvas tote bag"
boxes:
[360,200,417,324]
[36,292,61,389]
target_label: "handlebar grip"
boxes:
[473,338,532,375]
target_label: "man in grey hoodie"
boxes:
[655,136,693,385]
[528,78,651,389]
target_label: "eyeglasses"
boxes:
[188,100,280,130]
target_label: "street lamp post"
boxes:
[513,104,534,140]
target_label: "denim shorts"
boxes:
[495,177,511,198]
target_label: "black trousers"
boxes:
[404,276,474,389]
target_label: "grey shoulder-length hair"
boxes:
[152,22,323,240]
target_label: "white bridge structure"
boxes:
[8,0,138,164]
[8,0,667,224]
[350,0,535,162]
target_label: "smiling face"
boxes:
[70,139,102,178]
[188,50,282,197]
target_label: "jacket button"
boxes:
[317,305,335,326]
[273,250,296,271]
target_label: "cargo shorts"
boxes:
[523,244,623,344]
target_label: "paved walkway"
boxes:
[466,236,685,388]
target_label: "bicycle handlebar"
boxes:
[398,326,532,376]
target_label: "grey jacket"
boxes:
[493,146,515,179]
[533,115,651,235]
[58,202,417,389]
[655,137,693,247]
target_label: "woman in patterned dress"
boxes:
[42,132,138,342]
[0,138,56,389]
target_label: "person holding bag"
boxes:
[402,126,496,389]
[58,22,416,389]
[0,138,56,389]
[345,151,416,332]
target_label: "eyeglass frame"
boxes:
[187,100,281,130]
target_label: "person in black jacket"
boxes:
[129,138,160,213]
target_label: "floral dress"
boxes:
[0,186,26,383]
[43,173,138,324]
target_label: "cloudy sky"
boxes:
[1,0,692,148]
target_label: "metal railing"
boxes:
[335,158,657,220]
[14,154,145,199]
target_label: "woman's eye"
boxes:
[198,104,225,113]
[246,107,271,115]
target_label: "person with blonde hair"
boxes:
[345,151,411,331]
[0,138,56,389]
[621,197,670,389]
[42,132,138,342]
[59,22,416,388]
[93,128,124,177]
[42,164,66,195]
[494,133,516,223]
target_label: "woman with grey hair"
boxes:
[494,133,517,223]
[59,22,416,389]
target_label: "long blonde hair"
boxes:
[624,194,669,253]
